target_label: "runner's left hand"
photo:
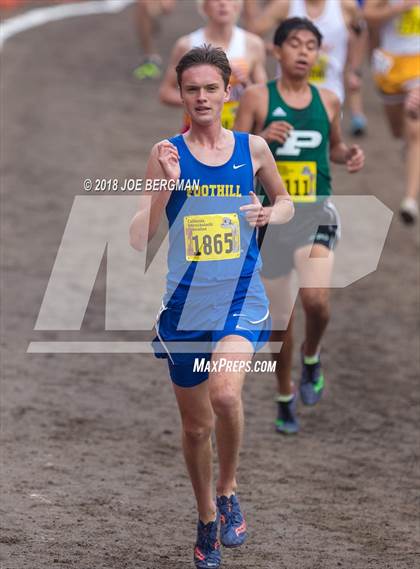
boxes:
[157,140,180,180]
[345,144,364,173]
[230,64,249,86]
[240,191,269,227]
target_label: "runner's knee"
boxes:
[301,294,330,322]
[182,420,213,443]
[210,389,241,417]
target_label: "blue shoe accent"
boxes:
[350,114,367,137]
[194,514,221,569]
[299,351,325,406]
[216,494,247,548]
[275,395,299,434]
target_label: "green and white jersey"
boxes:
[262,80,332,204]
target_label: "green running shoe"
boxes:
[299,350,325,406]
[275,394,299,434]
[133,57,162,80]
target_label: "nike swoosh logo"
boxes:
[233,164,246,169]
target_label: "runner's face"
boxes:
[275,29,319,80]
[203,0,241,25]
[180,65,230,126]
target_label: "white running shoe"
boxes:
[400,197,418,224]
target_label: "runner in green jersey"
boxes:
[263,79,332,201]
[235,17,365,434]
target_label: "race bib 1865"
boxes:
[277,161,317,203]
[184,213,241,261]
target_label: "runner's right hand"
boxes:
[260,122,293,144]
[157,141,180,180]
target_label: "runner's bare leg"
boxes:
[173,381,216,523]
[295,244,335,357]
[263,274,295,397]
[404,88,420,201]
[209,336,253,497]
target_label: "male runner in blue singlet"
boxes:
[129,45,294,569]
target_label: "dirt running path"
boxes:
[1,2,419,568]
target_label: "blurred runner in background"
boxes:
[159,0,267,131]
[242,0,369,136]
[133,0,176,80]
[365,0,420,224]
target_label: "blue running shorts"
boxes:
[152,281,271,388]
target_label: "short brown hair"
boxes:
[176,44,231,89]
